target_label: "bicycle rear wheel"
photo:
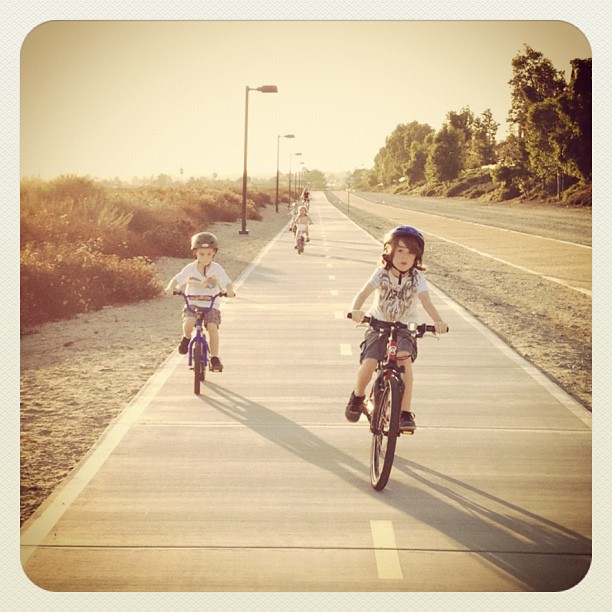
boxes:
[193,341,204,395]
[370,376,402,490]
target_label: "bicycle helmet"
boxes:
[383,226,424,253]
[381,225,426,277]
[190,231,219,251]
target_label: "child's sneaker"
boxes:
[178,337,190,354]
[345,391,365,422]
[399,411,416,434]
[209,356,223,372]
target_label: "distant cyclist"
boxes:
[301,187,311,208]
[291,205,313,247]
[345,226,448,433]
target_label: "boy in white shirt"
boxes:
[165,232,235,372]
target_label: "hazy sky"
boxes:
[20,20,591,182]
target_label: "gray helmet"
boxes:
[190,231,219,250]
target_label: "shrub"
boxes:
[21,242,161,329]
[20,178,277,327]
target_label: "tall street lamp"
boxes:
[288,152,302,204]
[275,134,295,213]
[240,85,278,235]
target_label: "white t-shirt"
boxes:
[366,267,428,324]
[173,260,231,309]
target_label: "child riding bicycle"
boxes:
[345,226,448,433]
[291,205,313,247]
[164,232,235,372]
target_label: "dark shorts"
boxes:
[182,306,221,327]
[359,327,417,364]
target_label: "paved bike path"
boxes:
[21,193,591,592]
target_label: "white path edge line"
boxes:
[341,194,591,297]
[21,220,294,566]
[327,194,592,428]
[381,201,592,250]
[424,230,591,297]
[233,221,291,291]
[370,520,404,580]
[20,352,182,565]
[431,284,592,428]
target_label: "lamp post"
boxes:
[288,152,302,204]
[275,134,294,213]
[240,85,278,235]
[298,162,305,196]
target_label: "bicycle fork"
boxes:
[367,367,405,435]
[188,333,208,368]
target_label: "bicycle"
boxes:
[174,290,226,395]
[348,313,446,490]
[296,228,307,254]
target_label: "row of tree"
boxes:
[351,45,591,200]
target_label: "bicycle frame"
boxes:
[177,292,222,360]
[296,229,307,253]
[174,291,224,394]
[366,321,407,427]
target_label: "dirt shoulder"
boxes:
[20,205,291,525]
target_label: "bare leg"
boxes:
[354,358,377,396]
[207,323,220,356]
[397,354,414,413]
[182,317,195,338]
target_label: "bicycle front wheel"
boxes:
[370,376,402,490]
[193,341,204,395]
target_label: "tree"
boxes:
[446,107,474,143]
[525,99,573,196]
[404,140,430,185]
[373,121,433,185]
[302,168,327,189]
[470,109,499,166]
[425,125,466,184]
[561,58,592,182]
[508,44,567,139]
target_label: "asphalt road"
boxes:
[334,191,591,296]
[20,193,591,592]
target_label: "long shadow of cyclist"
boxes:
[200,381,590,590]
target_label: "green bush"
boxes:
[20,177,275,329]
[21,242,161,328]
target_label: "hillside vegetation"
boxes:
[20,175,279,330]
[389,166,592,207]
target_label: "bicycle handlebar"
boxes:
[346,313,448,337]
[173,290,227,313]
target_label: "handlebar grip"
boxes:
[421,324,450,334]
[347,313,371,323]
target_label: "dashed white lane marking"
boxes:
[370,520,404,580]
[330,289,339,296]
[340,344,352,355]
[335,310,344,319]
[328,275,336,280]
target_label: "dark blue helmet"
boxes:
[383,226,424,252]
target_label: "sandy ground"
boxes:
[20,198,591,525]
[20,205,292,525]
